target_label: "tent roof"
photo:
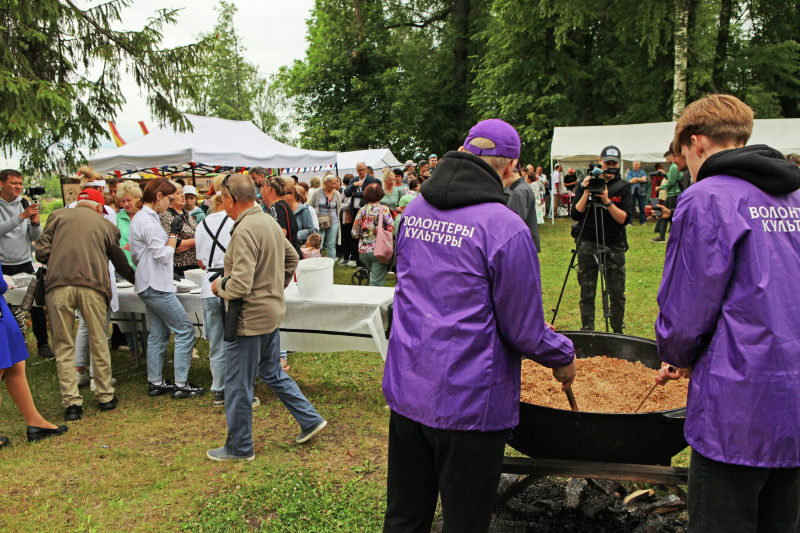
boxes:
[337,148,402,173]
[551,119,800,163]
[89,114,337,174]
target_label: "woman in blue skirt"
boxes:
[0,261,67,446]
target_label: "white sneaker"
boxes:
[76,371,90,387]
[345,261,357,268]
[90,378,118,390]
[334,258,344,266]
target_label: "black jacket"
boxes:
[420,150,507,210]
[504,178,541,252]
[570,176,633,246]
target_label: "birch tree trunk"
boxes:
[672,0,689,120]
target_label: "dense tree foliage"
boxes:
[0,0,208,172]
[182,1,293,143]
[282,0,800,165]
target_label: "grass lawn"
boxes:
[0,217,682,532]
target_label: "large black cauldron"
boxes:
[508,331,687,466]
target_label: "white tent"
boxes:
[89,114,337,174]
[281,148,403,182]
[551,118,800,167]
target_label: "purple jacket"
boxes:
[656,145,800,468]
[383,151,574,432]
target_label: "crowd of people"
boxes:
[0,92,799,532]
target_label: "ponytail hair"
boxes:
[138,177,177,210]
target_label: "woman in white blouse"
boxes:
[128,178,206,400]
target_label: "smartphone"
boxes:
[650,198,663,218]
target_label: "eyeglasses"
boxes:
[223,174,236,203]
[164,195,174,204]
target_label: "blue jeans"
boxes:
[138,288,195,384]
[360,251,389,287]
[319,222,339,259]
[634,194,647,225]
[202,297,226,392]
[224,328,323,456]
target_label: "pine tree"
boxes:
[0,0,208,172]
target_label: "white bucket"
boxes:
[295,257,335,299]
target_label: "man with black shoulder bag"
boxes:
[570,146,634,334]
[207,174,326,461]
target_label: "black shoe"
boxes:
[172,383,207,399]
[213,390,225,407]
[148,381,175,397]
[0,436,9,448]
[98,397,118,412]
[26,425,69,442]
[613,328,624,335]
[64,405,83,421]
[650,236,666,242]
[37,344,54,359]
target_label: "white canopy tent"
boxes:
[89,114,338,175]
[546,118,800,223]
[281,148,403,182]
[550,118,800,167]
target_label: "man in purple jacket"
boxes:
[382,119,576,533]
[655,94,800,532]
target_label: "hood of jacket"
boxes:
[697,144,800,195]
[0,194,22,208]
[295,202,309,215]
[420,151,507,210]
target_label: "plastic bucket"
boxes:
[295,257,334,299]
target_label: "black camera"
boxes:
[26,186,46,198]
[587,177,607,194]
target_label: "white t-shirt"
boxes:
[551,170,562,194]
[195,211,234,299]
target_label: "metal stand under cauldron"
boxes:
[497,331,689,505]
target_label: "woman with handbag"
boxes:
[309,174,341,260]
[0,264,68,445]
[352,184,395,287]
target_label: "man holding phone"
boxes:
[0,169,52,358]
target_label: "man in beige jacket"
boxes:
[207,174,327,461]
[34,189,135,421]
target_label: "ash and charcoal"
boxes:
[491,474,687,533]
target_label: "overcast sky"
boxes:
[1,0,315,168]
[87,0,314,150]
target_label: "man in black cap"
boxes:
[570,146,633,333]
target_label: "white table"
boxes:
[6,283,395,360]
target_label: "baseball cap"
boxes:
[463,119,521,160]
[78,188,105,206]
[601,146,622,163]
[182,185,198,196]
[399,195,414,208]
[404,160,416,167]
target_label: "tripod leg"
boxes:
[593,203,611,333]
[551,209,591,325]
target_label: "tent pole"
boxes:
[334,163,339,177]
[191,164,196,187]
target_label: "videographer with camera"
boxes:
[0,170,53,358]
[570,146,633,333]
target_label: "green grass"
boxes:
[0,217,677,531]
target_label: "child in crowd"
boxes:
[301,233,322,259]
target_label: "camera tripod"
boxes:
[551,193,611,333]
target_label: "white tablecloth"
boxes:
[5,283,395,359]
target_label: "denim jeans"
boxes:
[224,328,323,457]
[360,251,389,287]
[634,194,647,225]
[687,449,800,533]
[75,307,111,373]
[138,287,195,384]
[202,297,226,392]
[319,222,339,259]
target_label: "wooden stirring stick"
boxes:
[635,366,675,413]
[565,386,579,411]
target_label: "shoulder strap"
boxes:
[202,216,229,267]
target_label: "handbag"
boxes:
[316,190,332,230]
[20,266,46,311]
[374,205,394,265]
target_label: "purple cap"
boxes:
[463,119,521,160]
